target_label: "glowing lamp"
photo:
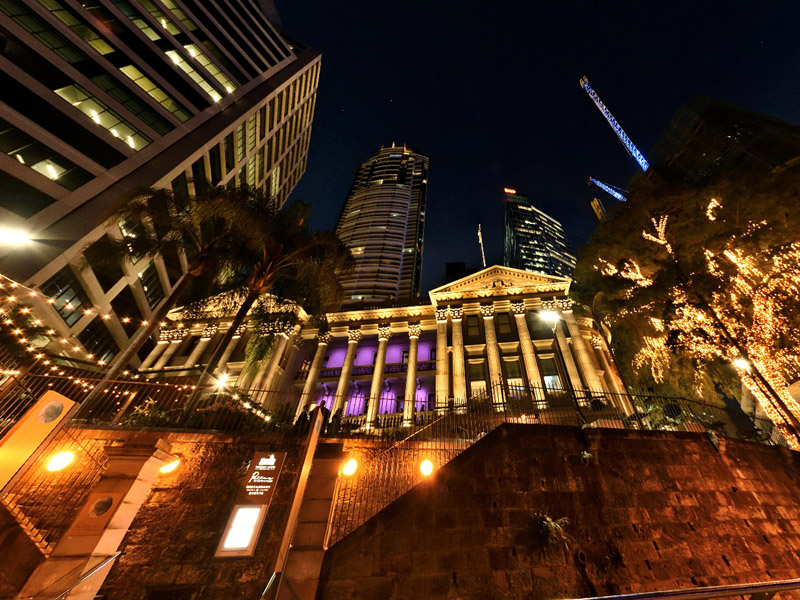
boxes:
[342,458,358,476]
[0,228,32,245]
[733,358,751,373]
[46,451,74,472]
[420,459,433,476]
[539,310,560,324]
[215,374,229,388]
[503,188,517,195]
[160,459,180,474]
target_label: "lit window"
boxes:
[216,505,265,557]
[165,50,221,103]
[119,65,190,122]
[184,44,236,94]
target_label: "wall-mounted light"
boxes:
[342,458,357,476]
[539,310,560,324]
[46,451,74,472]
[0,228,32,246]
[160,459,180,474]
[420,459,433,476]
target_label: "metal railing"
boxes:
[325,382,788,545]
[566,577,800,600]
[0,348,788,555]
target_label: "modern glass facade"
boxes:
[0,0,320,366]
[502,189,576,279]
[335,144,429,304]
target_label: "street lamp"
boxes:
[538,310,585,424]
[0,228,32,246]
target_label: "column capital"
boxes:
[511,302,527,316]
[449,306,463,321]
[160,328,188,342]
[591,334,604,349]
[347,328,362,343]
[543,297,573,311]
[480,304,495,318]
[317,331,332,345]
[292,337,304,350]
[435,308,449,323]
[200,324,218,339]
[408,323,422,339]
[378,325,393,341]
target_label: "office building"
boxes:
[0,0,320,365]
[651,97,800,186]
[335,144,429,304]
[502,188,576,279]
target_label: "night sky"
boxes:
[276,1,800,294]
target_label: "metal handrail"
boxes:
[565,577,800,600]
[22,551,123,600]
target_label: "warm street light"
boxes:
[420,459,433,476]
[734,358,751,373]
[539,310,560,325]
[215,374,229,388]
[0,228,32,245]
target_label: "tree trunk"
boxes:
[79,273,194,411]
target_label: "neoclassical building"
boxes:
[139,266,627,424]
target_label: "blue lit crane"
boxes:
[580,76,649,171]
[588,177,627,202]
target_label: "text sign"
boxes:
[236,451,286,506]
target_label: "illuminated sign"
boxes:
[503,188,517,195]
[216,451,286,557]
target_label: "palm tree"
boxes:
[80,187,247,394]
[190,195,353,389]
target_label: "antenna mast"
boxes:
[477,224,487,268]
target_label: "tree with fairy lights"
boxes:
[573,165,800,448]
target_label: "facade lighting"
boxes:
[420,459,433,476]
[539,310,560,324]
[160,459,180,474]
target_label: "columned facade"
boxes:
[153,266,625,430]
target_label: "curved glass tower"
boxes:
[335,144,429,304]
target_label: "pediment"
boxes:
[429,265,570,305]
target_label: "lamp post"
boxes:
[539,310,586,424]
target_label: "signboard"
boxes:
[216,451,286,557]
[236,451,286,506]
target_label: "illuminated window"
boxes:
[119,65,190,122]
[184,44,236,94]
[165,50,221,103]
[37,0,115,55]
[53,84,150,150]
[216,505,265,557]
[496,312,512,335]
[466,315,480,337]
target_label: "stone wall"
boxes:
[318,424,800,600]
[97,430,306,600]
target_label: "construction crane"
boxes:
[588,177,627,202]
[580,76,649,171]
[477,224,487,268]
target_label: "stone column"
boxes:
[403,324,421,426]
[563,308,604,391]
[137,337,168,370]
[554,321,583,391]
[511,302,544,401]
[261,326,297,394]
[435,308,449,410]
[365,326,392,428]
[591,334,634,415]
[450,307,467,403]
[218,324,247,371]
[183,324,217,368]
[481,304,505,407]
[297,332,330,417]
[152,330,186,370]
[332,329,361,414]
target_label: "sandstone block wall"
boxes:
[318,424,800,600]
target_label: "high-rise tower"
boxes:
[502,188,576,279]
[335,144,429,304]
[0,0,319,365]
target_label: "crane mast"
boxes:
[588,177,627,202]
[580,76,649,171]
[477,224,487,268]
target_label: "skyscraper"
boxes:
[502,188,576,279]
[0,0,319,365]
[335,144,429,304]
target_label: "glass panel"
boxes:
[40,267,90,327]
[184,44,235,94]
[36,0,115,55]
[119,65,191,122]
[165,50,221,103]
[138,262,164,309]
